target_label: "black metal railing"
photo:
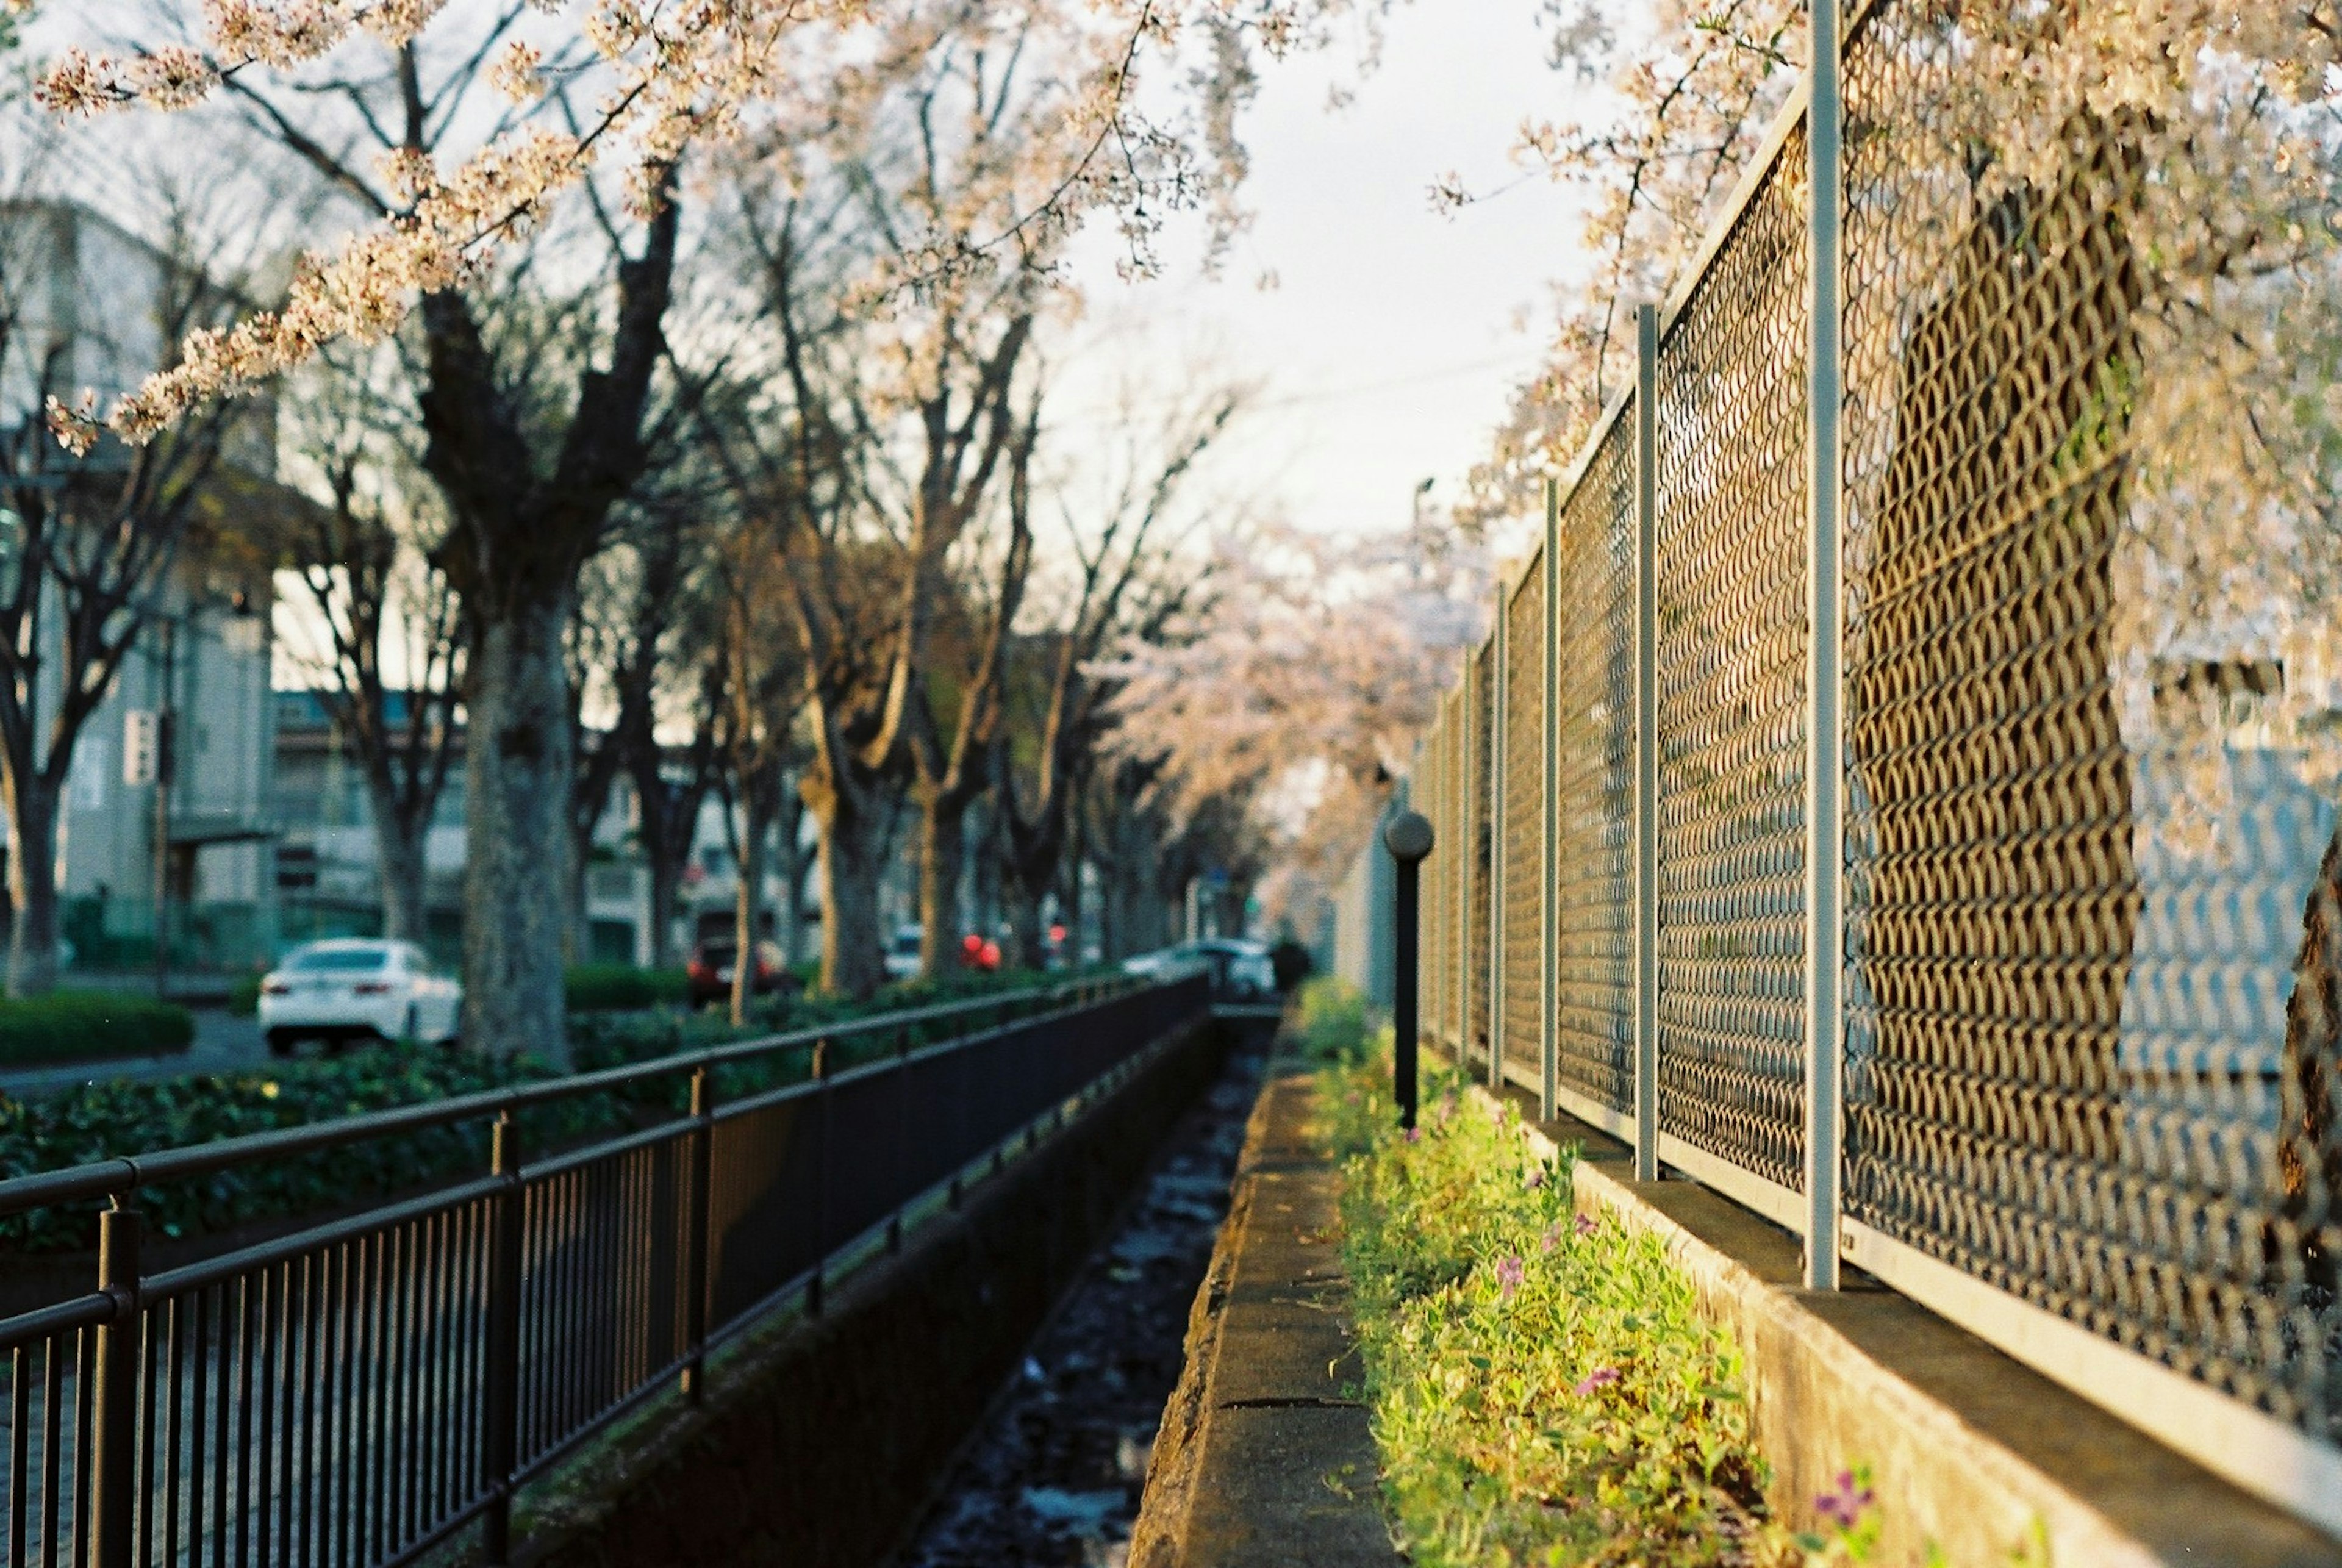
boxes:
[0,972,1209,1568]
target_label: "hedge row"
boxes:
[0,992,195,1069]
[1,965,1117,1255]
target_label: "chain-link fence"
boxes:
[1410,0,2342,1533]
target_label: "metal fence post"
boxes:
[1489,588,1509,1090]
[1803,0,1846,1292]
[1541,476,1561,1123]
[809,1037,831,1317]
[887,1025,910,1256]
[483,1112,523,1566]
[90,1200,142,1568]
[681,1065,714,1400]
[1385,810,1435,1129]
[1633,302,1661,1184]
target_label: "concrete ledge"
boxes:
[1129,1068,1400,1568]
[1459,1070,2342,1567]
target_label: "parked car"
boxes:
[687,936,800,1009]
[259,939,461,1054]
[883,924,923,981]
[1122,939,1277,999]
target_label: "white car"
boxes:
[883,923,923,981]
[259,939,462,1054]
[1122,940,1277,997]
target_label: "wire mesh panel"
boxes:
[1651,120,1813,1194]
[1469,646,1497,1061]
[1445,690,1468,1051]
[1502,560,1547,1083]
[1553,419,1639,1114]
[1427,715,1452,1051]
[1838,0,2342,1436]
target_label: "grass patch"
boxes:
[1325,1056,1896,1566]
[0,990,193,1069]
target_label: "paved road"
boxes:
[0,1009,269,1100]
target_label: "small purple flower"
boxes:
[1539,1222,1561,1254]
[1524,1165,1547,1191]
[1574,1212,1597,1237]
[1814,1469,1875,1530]
[1494,1254,1525,1299]
[1573,1366,1620,1396]
[1403,1126,1422,1144]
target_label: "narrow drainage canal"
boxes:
[900,1034,1273,1568]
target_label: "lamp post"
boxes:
[1383,808,1434,1129]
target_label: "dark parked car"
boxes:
[686,937,801,1009]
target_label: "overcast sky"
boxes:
[1056,1,1593,542]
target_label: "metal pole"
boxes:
[808,1037,830,1317]
[483,1112,523,1566]
[90,1201,142,1568]
[1384,811,1433,1129]
[1488,591,1508,1090]
[1634,303,1661,1183]
[680,1065,714,1400]
[1540,476,1561,1123]
[1803,0,1846,1292]
[153,616,176,1003]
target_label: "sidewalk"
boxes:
[1128,1061,1401,1567]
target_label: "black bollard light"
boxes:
[1383,809,1435,1130]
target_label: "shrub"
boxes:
[564,964,692,1012]
[0,967,1130,1258]
[227,974,263,1017]
[1328,1059,1775,1566]
[1291,975,1372,1064]
[0,991,195,1069]
[0,1045,602,1254]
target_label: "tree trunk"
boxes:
[368,792,431,943]
[775,779,807,968]
[462,596,574,1065]
[915,792,967,978]
[812,792,887,998]
[645,846,683,970]
[731,797,768,1026]
[5,776,60,997]
[1004,878,1046,974]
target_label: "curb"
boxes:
[1128,1064,1401,1568]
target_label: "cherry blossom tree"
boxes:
[1103,507,1488,923]
[996,373,1242,967]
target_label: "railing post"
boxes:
[483,1112,523,1566]
[681,1065,714,1400]
[1489,593,1508,1091]
[90,1199,142,1568]
[1541,475,1561,1123]
[808,1037,830,1317]
[1803,0,1847,1292]
[1384,810,1434,1129]
[887,1026,909,1255]
[1634,302,1661,1184]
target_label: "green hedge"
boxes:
[0,965,1129,1256]
[0,1046,636,1255]
[0,991,195,1069]
[564,964,692,1012]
